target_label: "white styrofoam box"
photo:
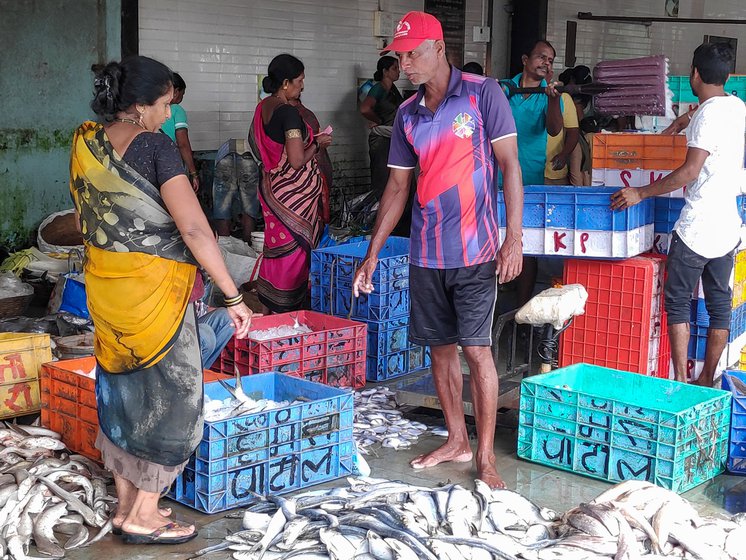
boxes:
[500,225,653,258]
[591,168,684,198]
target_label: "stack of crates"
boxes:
[212,311,367,390]
[519,363,730,492]
[560,255,671,378]
[310,237,430,382]
[497,186,654,258]
[689,247,746,379]
[590,133,688,255]
[669,75,746,116]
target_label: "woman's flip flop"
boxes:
[121,522,198,545]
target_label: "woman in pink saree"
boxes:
[252,54,332,312]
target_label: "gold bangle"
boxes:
[226,298,244,308]
[224,294,243,305]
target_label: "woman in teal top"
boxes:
[161,73,199,191]
[359,56,404,197]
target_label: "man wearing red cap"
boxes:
[353,11,523,488]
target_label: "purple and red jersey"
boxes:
[388,67,516,269]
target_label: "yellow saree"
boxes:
[70,121,196,373]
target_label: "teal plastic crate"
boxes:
[670,75,746,104]
[518,363,731,492]
[168,373,354,513]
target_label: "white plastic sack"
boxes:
[217,236,261,287]
[0,272,33,298]
[515,284,588,329]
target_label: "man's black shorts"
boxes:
[409,261,497,347]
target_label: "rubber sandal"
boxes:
[121,522,198,545]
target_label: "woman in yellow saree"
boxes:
[70,56,254,544]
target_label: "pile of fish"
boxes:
[353,387,442,455]
[194,477,746,560]
[204,393,296,422]
[0,423,114,559]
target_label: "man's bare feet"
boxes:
[692,376,714,387]
[410,441,473,470]
[477,465,507,489]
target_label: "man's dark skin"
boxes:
[352,39,524,489]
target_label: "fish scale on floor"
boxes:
[192,477,746,560]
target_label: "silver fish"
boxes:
[32,502,67,557]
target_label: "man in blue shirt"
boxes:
[505,40,562,307]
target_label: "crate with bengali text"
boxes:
[0,333,52,419]
[217,311,367,390]
[518,363,730,492]
[498,186,654,258]
[168,373,354,513]
[40,356,229,463]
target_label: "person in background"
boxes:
[611,42,745,387]
[212,138,262,242]
[72,56,253,544]
[544,68,579,185]
[359,56,404,199]
[252,54,332,313]
[462,61,484,75]
[559,66,593,186]
[353,11,523,489]
[161,73,199,192]
[503,39,562,307]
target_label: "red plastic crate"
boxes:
[561,257,665,375]
[41,357,230,463]
[220,311,367,389]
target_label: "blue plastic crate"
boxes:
[689,303,746,358]
[518,363,731,492]
[366,345,431,382]
[498,186,654,232]
[311,237,410,321]
[168,373,354,513]
[721,371,746,473]
[739,194,746,225]
[653,197,685,234]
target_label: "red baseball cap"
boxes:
[381,11,444,54]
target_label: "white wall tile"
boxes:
[140,0,487,192]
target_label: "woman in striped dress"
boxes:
[252,54,332,312]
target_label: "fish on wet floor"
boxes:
[191,477,744,560]
[0,421,117,558]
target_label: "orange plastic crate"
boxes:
[41,357,229,462]
[592,133,687,170]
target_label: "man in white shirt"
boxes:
[611,42,745,387]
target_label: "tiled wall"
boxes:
[139,0,488,193]
[547,0,746,74]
